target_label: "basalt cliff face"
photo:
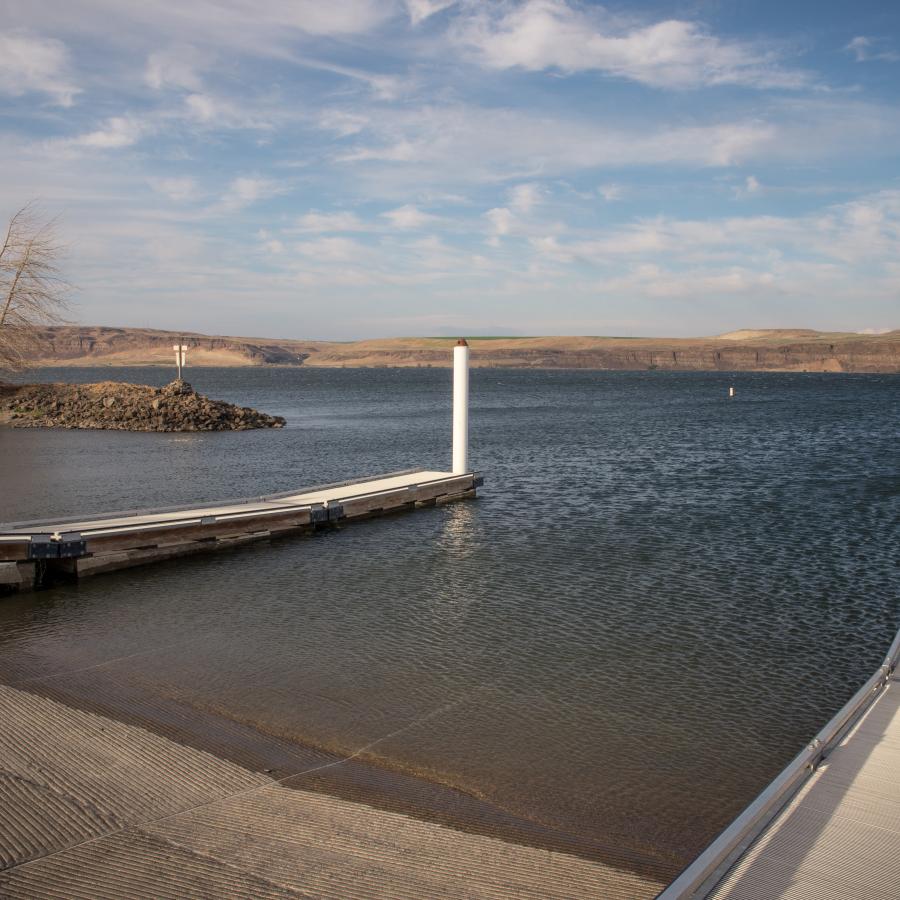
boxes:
[18,326,900,373]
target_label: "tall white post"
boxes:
[452,338,469,474]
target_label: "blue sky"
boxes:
[2,0,899,339]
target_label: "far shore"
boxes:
[17,325,900,374]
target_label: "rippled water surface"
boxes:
[1,367,898,870]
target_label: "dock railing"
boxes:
[658,624,900,899]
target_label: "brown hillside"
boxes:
[17,326,900,373]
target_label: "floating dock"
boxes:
[1,339,482,594]
[659,626,900,899]
[0,468,481,592]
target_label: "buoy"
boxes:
[729,386,735,398]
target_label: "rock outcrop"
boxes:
[0,380,286,431]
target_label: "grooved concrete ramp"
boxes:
[0,686,662,899]
[710,677,900,899]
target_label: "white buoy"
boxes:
[729,386,735,398]
[452,338,469,474]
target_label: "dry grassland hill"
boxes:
[21,326,900,373]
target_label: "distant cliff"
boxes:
[16,326,900,373]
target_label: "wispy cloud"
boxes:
[151,177,200,202]
[453,1,813,89]
[294,236,369,262]
[404,0,457,26]
[845,36,900,63]
[484,206,515,244]
[0,32,79,106]
[508,182,541,214]
[72,116,145,149]
[219,176,283,210]
[381,204,438,228]
[293,211,367,232]
[598,183,624,202]
[144,46,206,91]
[530,190,900,270]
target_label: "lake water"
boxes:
[1,367,898,878]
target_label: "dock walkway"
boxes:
[0,469,480,591]
[660,627,900,899]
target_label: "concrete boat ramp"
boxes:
[0,469,481,592]
[0,681,663,899]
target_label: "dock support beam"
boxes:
[452,339,469,475]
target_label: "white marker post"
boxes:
[173,342,187,379]
[452,338,469,475]
[729,386,735,398]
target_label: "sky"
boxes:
[1,0,899,339]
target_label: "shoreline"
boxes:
[0,673,670,897]
[3,663,678,886]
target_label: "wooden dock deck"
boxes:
[659,627,900,899]
[0,469,481,592]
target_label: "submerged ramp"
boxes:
[0,469,480,591]
[0,685,661,899]
[660,627,900,899]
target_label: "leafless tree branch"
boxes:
[0,203,70,373]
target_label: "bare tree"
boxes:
[0,204,69,372]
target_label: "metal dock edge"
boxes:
[658,625,900,899]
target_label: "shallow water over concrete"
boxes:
[1,367,897,871]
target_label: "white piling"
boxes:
[452,339,470,474]
[729,386,735,398]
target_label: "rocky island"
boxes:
[0,379,286,431]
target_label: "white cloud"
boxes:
[529,190,900,272]
[846,36,900,63]
[508,182,541,213]
[0,32,79,106]
[599,183,624,201]
[733,175,762,198]
[381,204,438,228]
[336,104,779,177]
[289,55,406,100]
[405,0,457,26]
[12,1,394,46]
[530,235,573,262]
[484,207,515,243]
[220,176,281,210]
[145,47,205,91]
[318,110,370,137]
[180,92,274,130]
[73,116,145,149]
[293,211,366,232]
[454,0,812,90]
[333,97,900,195]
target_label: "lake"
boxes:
[1,366,897,878]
